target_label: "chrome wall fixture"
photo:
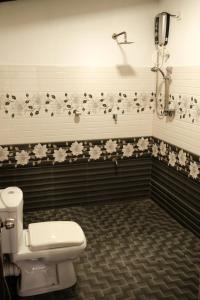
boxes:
[112,31,134,44]
[151,66,175,117]
[151,11,180,118]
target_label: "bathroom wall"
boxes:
[153,67,200,155]
[0,0,199,235]
[153,0,200,156]
[0,137,153,210]
[0,0,156,66]
[0,0,157,210]
[0,66,154,144]
[158,0,200,66]
[151,0,200,237]
[0,0,158,144]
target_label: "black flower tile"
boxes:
[1,136,199,183]
[151,138,200,182]
[0,137,152,169]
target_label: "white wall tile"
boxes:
[153,67,200,155]
[0,66,154,145]
[1,65,200,157]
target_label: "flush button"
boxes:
[8,190,15,194]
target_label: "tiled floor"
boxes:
[8,199,200,300]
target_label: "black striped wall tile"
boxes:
[0,158,152,211]
[151,159,200,237]
[0,136,200,238]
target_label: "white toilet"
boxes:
[0,186,87,297]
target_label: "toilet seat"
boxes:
[12,229,86,262]
[27,221,85,251]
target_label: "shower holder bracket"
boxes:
[170,12,182,21]
[163,108,176,117]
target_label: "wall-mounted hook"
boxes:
[113,113,118,123]
[112,31,134,45]
[73,109,81,124]
[168,12,182,21]
[74,109,81,117]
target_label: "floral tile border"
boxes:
[0,136,199,183]
[0,137,152,168]
[1,91,200,125]
[152,138,200,181]
[0,92,155,117]
[157,93,200,124]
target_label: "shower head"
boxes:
[112,32,134,45]
[151,66,166,78]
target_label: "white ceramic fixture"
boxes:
[0,187,86,297]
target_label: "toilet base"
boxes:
[17,260,77,297]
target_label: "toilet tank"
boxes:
[0,187,23,254]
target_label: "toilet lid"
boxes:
[27,221,85,251]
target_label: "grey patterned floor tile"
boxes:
[8,199,200,300]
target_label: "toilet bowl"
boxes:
[0,187,86,297]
